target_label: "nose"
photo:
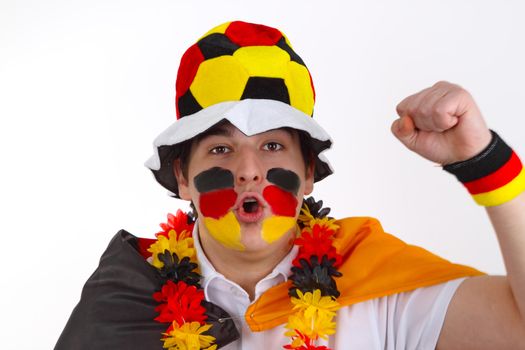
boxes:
[234,147,264,187]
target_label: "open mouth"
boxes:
[236,195,264,223]
[242,197,260,213]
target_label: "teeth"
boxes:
[242,197,259,213]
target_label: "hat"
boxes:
[145,21,333,197]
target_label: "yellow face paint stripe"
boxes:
[203,211,244,251]
[472,167,525,206]
[261,216,297,244]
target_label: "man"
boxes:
[56,21,525,349]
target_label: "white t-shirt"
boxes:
[194,226,465,350]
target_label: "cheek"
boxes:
[266,168,300,195]
[261,215,296,244]
[194,168,244,250]
[194,167,237,219]
[260,168,302,244]
[263,185,298,217]
[203,212,244,251]
[199,189,237,219]
[194,167,234,192]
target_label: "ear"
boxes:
[173,159,192,200]
[304,161,315,195]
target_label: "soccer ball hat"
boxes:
[145,21,333,198]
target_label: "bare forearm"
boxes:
[393,82,525,347]
[486,191,525,321]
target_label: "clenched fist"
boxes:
[392,81,492,165]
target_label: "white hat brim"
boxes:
[145,99,333,197]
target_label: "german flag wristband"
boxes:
[443,130,525,206]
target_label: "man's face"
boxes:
[175,122,314,253]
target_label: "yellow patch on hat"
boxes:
[233,46,289,78]
[191,56,249,108]
[285,61,314,116]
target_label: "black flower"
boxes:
[158,251,201,287]
[187,204,197,224]
[289,255,342,298]
[301,197,332,226]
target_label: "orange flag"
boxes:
[246,217,484,331]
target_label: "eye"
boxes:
[209,145,231,154]
[263,142,283,152]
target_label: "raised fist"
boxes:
[392,81,492,165]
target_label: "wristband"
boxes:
[443,130,525,206]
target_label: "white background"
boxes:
[1,0,524,348]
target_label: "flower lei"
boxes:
[284,197,342,349]
[147,197,342,350]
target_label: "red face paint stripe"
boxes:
[199,189,237,219]
[263,185,297,217]
[464,151,523,194]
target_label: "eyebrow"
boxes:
[192,123,297,147]
[192,122,233,146]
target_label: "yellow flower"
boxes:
[297,204,315,226]
[285,290,340,341]
[162,321,217,350]
[298,206,339,232]
[148,230,196,269]
[285,314,313,339]
[291,289,340,319]
[313,217,339,232]
[285,311,337,340]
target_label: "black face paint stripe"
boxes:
[194,167,234,193]
[266,168,300,195]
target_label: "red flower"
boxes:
[283,330,329,350]
[293,225,342,267]
[153,280,207,325]
[156,210,194,239]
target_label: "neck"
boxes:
[197,222,295,300]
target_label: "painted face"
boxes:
[194,167,302,250]
[178,123,314,252]
[194,167,242,250]
[261,168,300,243]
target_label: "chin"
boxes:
[240,227,294,253]
[238,227,266,250]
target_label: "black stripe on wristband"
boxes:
[443,130,512,183]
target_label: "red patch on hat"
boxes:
[308,70,316,104]
[225,21,283,47]
[175,43,205,117]
[199,188,237,219]
[263,185,297,217]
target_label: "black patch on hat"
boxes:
[266,168,300,195]
[241,77,290,105]
[276,37,305,66]
[178,90,202,118]
[197,33,240,60]
[194,167,234,193]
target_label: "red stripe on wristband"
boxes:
[463,151,523,195]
